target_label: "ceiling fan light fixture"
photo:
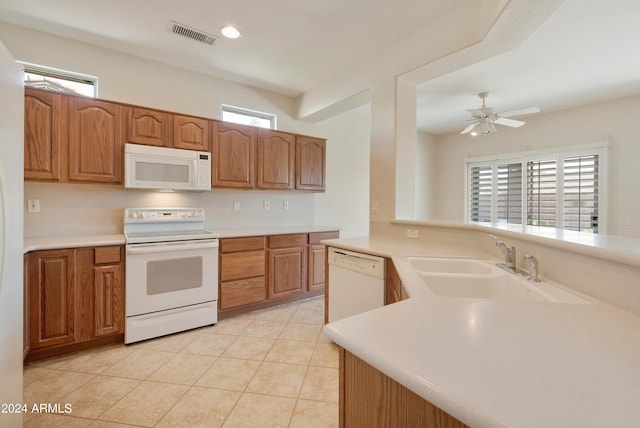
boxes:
[470,124,480,136]
[479,119,492,135]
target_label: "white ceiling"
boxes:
[1,0,639,134]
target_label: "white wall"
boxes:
[314,104,371,237]
[0,40,24,427]
[415,131,438,220]
[0,22,371,238]
[422,94,640,238]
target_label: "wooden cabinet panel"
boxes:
[268,234,307,248]
[257,129,295,189]
[26,249,75,350]
[308,245,327,292]
[68,97,123,183]
[211,121,256,188]
[309,231,339,245]
[220,277,266,310]
[296,136,326,191]
[340,349,469,428]
[93,264,124,337]
[24,88,67,180]
[94,246,122,264]
[173,114,209,151]
[125,106,172,147]
[385,260,404,305]
[220,236,265,253]
[268,246,306,299]
[220,250,266,282]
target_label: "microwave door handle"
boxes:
[126,240,218,255]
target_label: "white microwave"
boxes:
[124,143,211,191]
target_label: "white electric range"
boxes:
[123,208,219,344]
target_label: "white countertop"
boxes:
[22,225,339,252]
[322,236,640,428]
[24,234,125,253]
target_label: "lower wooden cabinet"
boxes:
[340,348,469,428]
[24,245,124,362]
[26,249,76,351]
[218,231,339,318]
[268,234,307,300]
[219,237,267,313]
[308,231,339,292]
[385,259,405,305]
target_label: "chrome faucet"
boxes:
[524,254,541,282]
[489,234,516,269]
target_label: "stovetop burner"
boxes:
[123,208,218,244]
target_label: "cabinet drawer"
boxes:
[268,234,307,248]
[220,250,266,281]
[220,236,265,253]
[309,231,339,245]
[220,277,266,310]
[94,246,121,264]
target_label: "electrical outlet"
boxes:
[283,200,289,210]
[233,200,240,211]
[27,199,40,213]
[263,200,271,210]
[406,228,419,239]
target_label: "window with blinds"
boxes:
[466,147,604,233]
[563,154,599,233]
[468,165,492,222]
[497,162,522,224]
[527,159,557,227]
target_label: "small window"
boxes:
[221,105,276,129]
[19,62,97,97]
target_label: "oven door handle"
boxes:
[126,240,218,255]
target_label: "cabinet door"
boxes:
[93,264,124,337]
[308,244,326,292]
[23,256,30,359]
[173,114,210,151]
[24,88,67,181]
[296,136,326,191]
[211,121,256,188]
[220,277,266,310]
[125,106,172,147]
[69,97,123,183]
[257,129,295,190]
[268,246,307,299]
[27,249,76,350]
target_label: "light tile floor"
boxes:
[23,296,339,428]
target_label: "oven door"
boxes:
[125,239,218,317]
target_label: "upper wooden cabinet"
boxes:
[125,106,172,147]
[24,88,67,181]
[23,89,327,191]
[69,97,123,183]
[296,136,326,191]
[173,114,210,151]
[257,129,295,190]
[211,121,256,188]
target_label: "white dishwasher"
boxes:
[327,247,386,322]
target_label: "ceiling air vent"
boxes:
[168,21,217,46]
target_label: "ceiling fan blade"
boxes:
[499,106,540,118]
[460,123,476,134]
[494,117,525,128]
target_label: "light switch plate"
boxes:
[233,200,240,211]
[283,201,289,210]
[263,200,271,210]
[27,199,40,213]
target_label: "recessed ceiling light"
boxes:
[221,26,241,39]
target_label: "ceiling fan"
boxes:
[460,92,540,136]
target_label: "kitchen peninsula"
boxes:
[323,221,640,428]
